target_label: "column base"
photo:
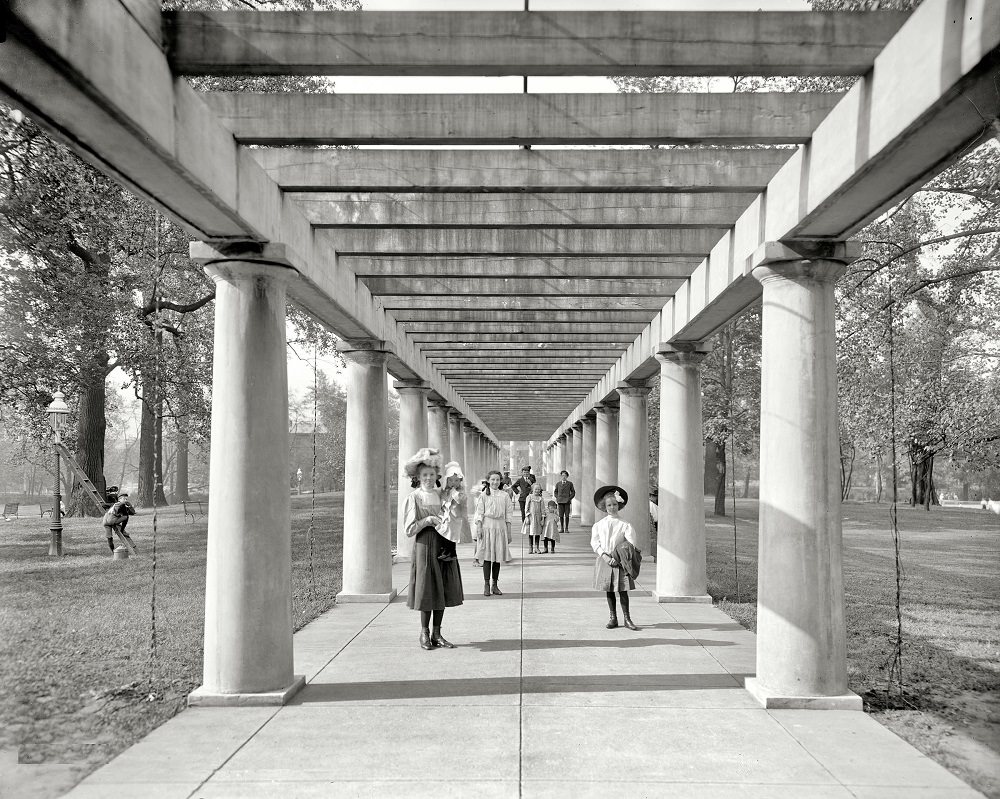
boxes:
[336,588,398,604]
[652,592,712,603]
[188,674,305,707]
[744,678,863,710]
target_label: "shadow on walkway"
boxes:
[293,673,743,703]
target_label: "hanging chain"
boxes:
[147,209,163,696]
[730,424,740,604]
[884,247,906,704]
[307,346,319,599]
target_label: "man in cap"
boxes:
[510,465,536,523]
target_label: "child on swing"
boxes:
[435,461,467,562]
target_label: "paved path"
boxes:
[65,525,979,798]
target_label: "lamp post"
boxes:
[296,467,303,495]
[46,391,69,557]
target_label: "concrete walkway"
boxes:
[65,525,979,798]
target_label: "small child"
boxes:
[102,493,137,554]
[523,483,545,554]
[542,499,561,553]
[436,462,466,562]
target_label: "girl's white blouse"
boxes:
[590,515,638,556]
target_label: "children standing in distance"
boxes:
[542,500,561,553]
[436,461,467,562]
[523,482,545,554]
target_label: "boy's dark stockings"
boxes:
[107,537,115,553]
[605,591,635,629]
[482,561,502,595]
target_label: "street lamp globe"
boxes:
[46,391,69,435]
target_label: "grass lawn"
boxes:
[707,498,1000,798]
[0,494,346,794]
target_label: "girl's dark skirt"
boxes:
[407,528,465,611]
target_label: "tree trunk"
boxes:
[840,439,855,502]
[873,452,884,503]
[67,359,108,516]
[175,428,189,502]
[137,372,168,507]
[713,440,727,516]
[961,481,970,502]
[743,468,751,499]
[910,444,939,509]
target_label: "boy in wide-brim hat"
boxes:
[590,485,641,631]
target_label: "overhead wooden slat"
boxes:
[205,92,843,146]
[166,11,907,77]
[396,309,655,324]
[251,149,793,194]
[345,257,701,279]
[293,192,757,228]
[365,277,682,296]
[401,322,646,334]
[382,296,664,311]
[324,228,723,256]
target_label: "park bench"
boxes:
[2,503,19,521]
[182,500,208,522]
[40,505,64,519]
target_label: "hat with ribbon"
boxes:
[593,485,628,510]
[403,447,443,479]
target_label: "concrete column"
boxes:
[338,346,397,604]
[448,410,464,470]
[616,382,651,553]
[542,447,551,491]
[580,415,597,527]
[654,345,712,603]
[571,422,584,518]
[745,256,860,710]
[595,404,619,522]
[463,423,477,484]
[394,380,430,562]
[508,441,516,474]
[427,399,450,465]
[190,247,302,705]
[555,436,566,477]
[564,429,576,516]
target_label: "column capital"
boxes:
[556,434,566,443]
[571,420,584,431]
[195,240,298,285]
[750,240,857,286]
[338,338,388,353]
[340,347,390,367]
[462,421,477,432]
[582,411,597,423]
[427,396,450,408]
[656,342,712,365]
[594,403,619,417]
[447,407,464,419]
[392,379,430,394]
[617,380,652,398]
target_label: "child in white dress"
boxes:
[436,461,466,562]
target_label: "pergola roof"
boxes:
[2,1,997,442]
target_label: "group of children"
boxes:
[433,466,563,564]
[522,483,561,554]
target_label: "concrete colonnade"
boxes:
[615,382,651,553]
[340,347,396,603]
[745,257,858,709]
[189,250,302,705]
[594,403,619,522]
[571,423,583,518]
[427,399,450,465]
[393,380,430,563]
[580,416,597,526]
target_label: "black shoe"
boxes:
[431,629,456,649]
[420,630,434,650]
[606,615,619,629]
[491,582,503,596]
[623,614,639,631]
[438,554,458,562]
[484,581,491,597]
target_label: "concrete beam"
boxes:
[251,149,793,194]
[205,92,843,146]
[549,0,1000,445]
[0,0,498,443]
[385,297,665,311]
[365,277,683,297]
[394,309,655,323]
[421,345,625,353]
[402,323,646,335]
[323,228,723,256]
[345,257,701,279]
[167,11,907,77]
[294,192,757,229]
[410,333,635,344]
